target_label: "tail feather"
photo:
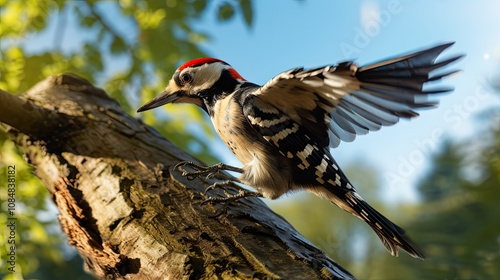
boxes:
[337,191,426,259]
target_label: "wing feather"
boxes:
[252,42,463,148]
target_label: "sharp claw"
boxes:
[173,161,259,212]
[199,183,263,217]
[174,161,189,171]
[200,198,213,206]
[203,188,262,204]
[173,161,243,182]
[204,186,214,194]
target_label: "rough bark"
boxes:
[0,74,355,280]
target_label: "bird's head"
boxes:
[137,58,246,113]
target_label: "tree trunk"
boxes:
[0,74,355,280]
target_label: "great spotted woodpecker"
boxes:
[137,42,462,259]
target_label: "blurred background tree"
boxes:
[396,80,500,279]
[1,1,499,279]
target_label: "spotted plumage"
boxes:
[137,42,463,259]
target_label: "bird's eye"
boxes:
[180,72,193,84]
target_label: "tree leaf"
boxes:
[238,0,253,27]
[110,36,126,55]
[217,2,235,22]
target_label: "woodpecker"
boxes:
[137,42,462,259]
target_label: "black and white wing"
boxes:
[240,43,461,258]
[252,42,463,148]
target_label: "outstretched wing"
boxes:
[252,42,463,148]
[242,86,426,259]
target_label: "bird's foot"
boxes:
[202,181,263,204]
[175,161,259,216]
[174,161,243,181]
[201,181,263,217]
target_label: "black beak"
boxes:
[137,91,180,112]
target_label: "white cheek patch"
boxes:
[190,63,225,93]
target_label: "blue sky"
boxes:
[15,0,500,203]
[189,0,500,202]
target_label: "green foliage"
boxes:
[399,122,500,279]
[0,1,254,278]
[217,2,236,21]
[417,140,465,201]
[0,0,254,155]
[216,0,253,26]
